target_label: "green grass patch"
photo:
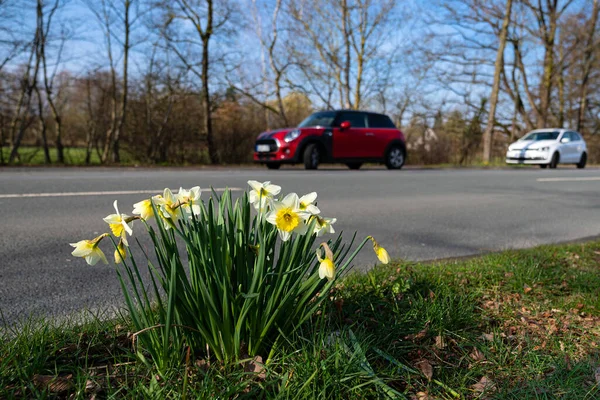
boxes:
[1,146,136,165]
[2,242,600,398]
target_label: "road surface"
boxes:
[1,166,599,325]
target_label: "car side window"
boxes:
[337,112,366,128]
[367,113,396,128]
[570,132,581,142]
[560,132,571,142]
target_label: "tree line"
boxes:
[0,0,598,166]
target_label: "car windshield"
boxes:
[519,131,560,141]
[298,112,336,128]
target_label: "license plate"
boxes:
[256,144,271,153]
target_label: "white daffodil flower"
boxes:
[103,200,134,244]
[248,180,281,211]
[177,186,202,216]
[298,192,320,215]
[156,188,181,229]
[133,198,154,220]
[313,216,336,237]
[266,193,310,241]
[316,242,335,281]
[70,234,109,266]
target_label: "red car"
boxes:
[253,110,406,170]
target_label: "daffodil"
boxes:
[266,193,310,241]
[114,239,127,264]
[316,242,335,281]
[368,236,390,264]
[155,188,181,229]
[298,192,320,215]
[103,200,134,244]
[313,216,336,237]
[70,234,109,266]
[248,180,281,211]
[133,198,154,220]
[177,186,202,216]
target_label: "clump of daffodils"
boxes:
[69,180,391,367]
[71,182,391,281]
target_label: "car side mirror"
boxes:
[340,121,351,130]
[560,138,570,143]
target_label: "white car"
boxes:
[506,129,587,169]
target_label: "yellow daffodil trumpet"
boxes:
[103,200,134,244]
[266,193,310,241]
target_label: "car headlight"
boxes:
[284,129,301,143]
[538,147,550,152]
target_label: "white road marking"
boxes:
[536,177,600,182]
[0,188,243,199]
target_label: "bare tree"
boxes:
[159,0,235,164]
[86,0,136,163]
[287,0,398,110]
[8,29,40,163]
[482,0,512,163]
[229,0,291,129]
[576,0,599,131]
[36,0,68,163]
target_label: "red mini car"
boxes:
[253,110,406,170]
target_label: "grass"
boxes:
[1,146,136,166]
[2,241,600,398]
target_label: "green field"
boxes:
[2,242,600,398]
[1,146,135,165]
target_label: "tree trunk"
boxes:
[577,0,599,132]
[34,84,51,164]
[202,35,217,164]
[537,5,558,128]
[482,0,512,163]
[9,36,39,164]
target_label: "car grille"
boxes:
[255,139,279,153]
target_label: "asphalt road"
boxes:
[1,166,599,325]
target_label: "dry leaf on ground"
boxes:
[415,360,433,380]
[471,376,496,394]
[244,355,266,380]
[480,333,494,342]
[470,348,486,362]
[434,335,445,349]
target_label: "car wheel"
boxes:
[549,152,560,169]
[266,162,281,170]
[577,152,587,169]
[303,143,320,170]
[346,162,362,170]
[385,146,405,170]
[539,164,547,169]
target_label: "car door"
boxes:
[558,132,573,162]
[332,112,369,159]
[564,132,580,162]
[569,132,585,162]
[367,113,396,158]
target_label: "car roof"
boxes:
[317,109,390,117]
[527,128,577,133]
